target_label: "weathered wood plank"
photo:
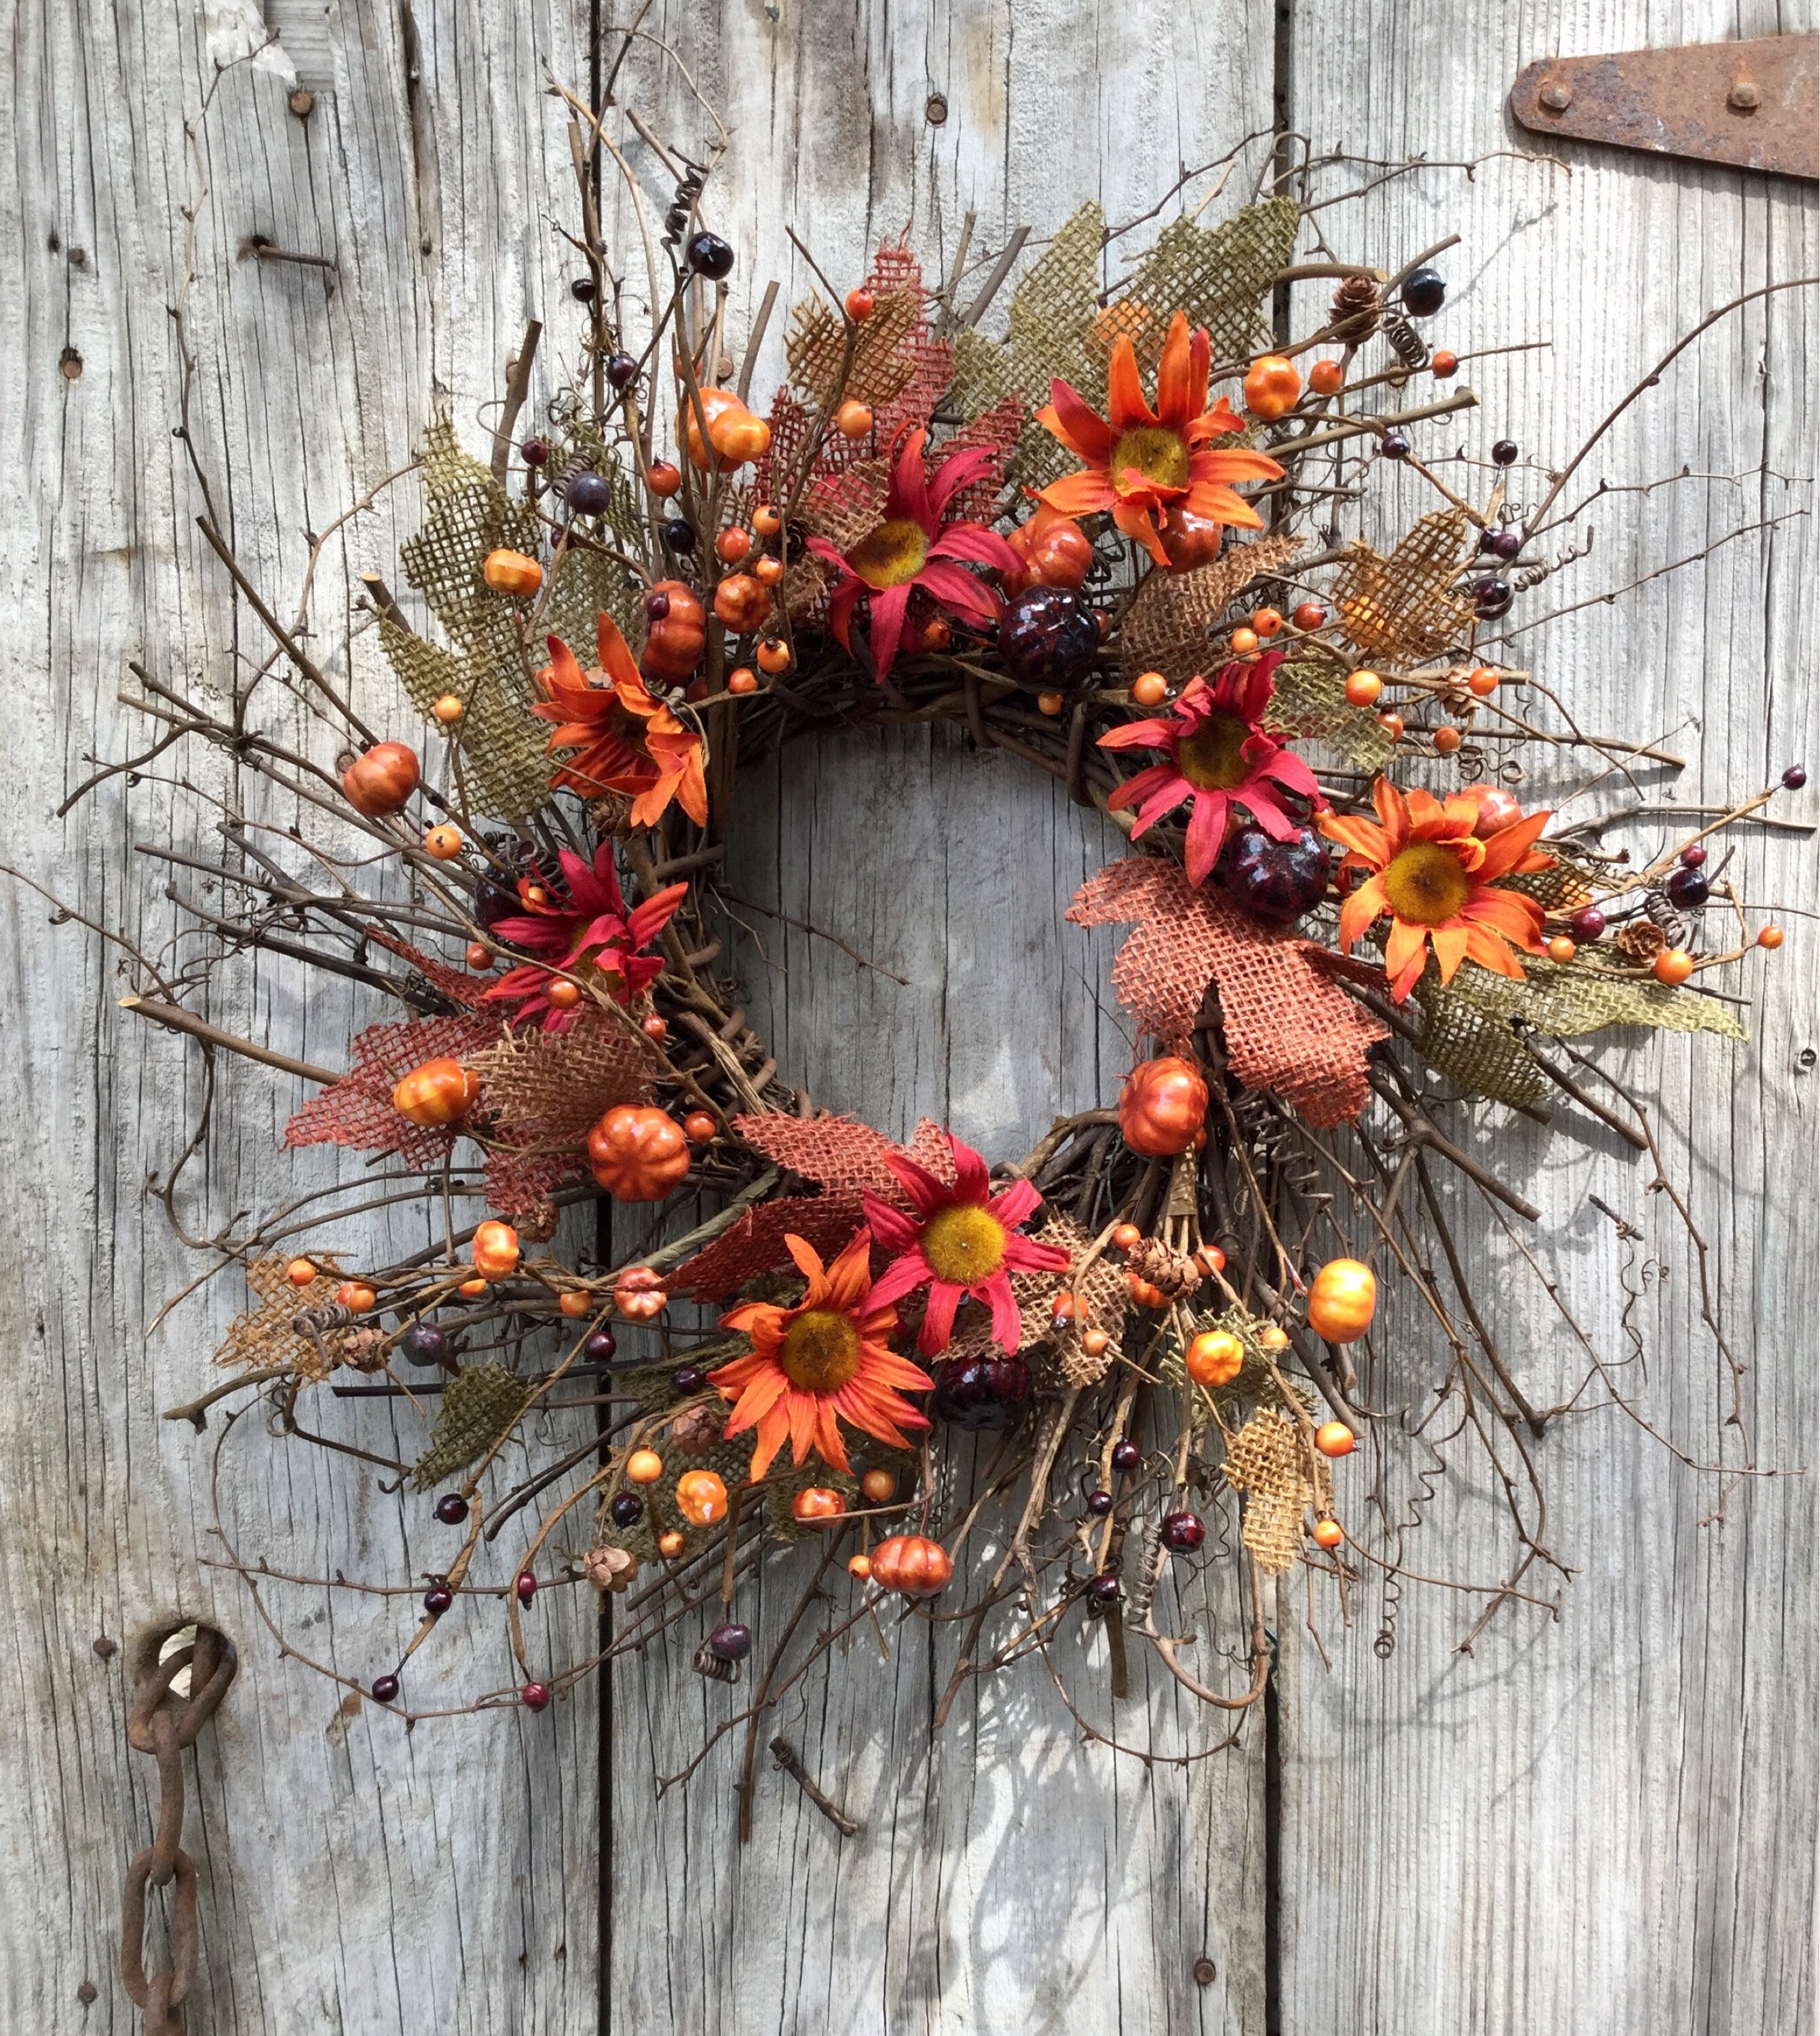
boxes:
[1278,3,1817,2031]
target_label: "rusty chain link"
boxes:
[119,1625,236,2036]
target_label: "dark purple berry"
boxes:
[662,517,696,554]
[672,1365,706,1393]
[1110,1439,1142,1473]
[1401,267,1446,317]
[1474,578,1513,619]
[645,588,671,622]
[371,1674,400,1702]
[998,586,1099,693]
[1665,866,1709,909]
[1487,528,1524,561]
[1086,1571,1122,1608]
[932,1354,1031,1431]
[565,470,611,517]
[521,1682,551,1711]
[1381,433,1410,461]
[584,1328,618,1363]
[570,274,596,302]
[1680,844,1707,869]
[434,1492,470,1526]
[473,873,518,927]
[519,436,550,467]
[605,352,638,390]
[1572,906,1608,939]
[1160,1509,1207,1553]
[423,1586,453,1615]
[708,1621,752,1662]
[1491,439,1519,466]
[400,1321,451,1368]
[609,1492,644,1528]
[515,1571,538,1605]
[685,231,735,280]
[1783,764,1807,791]
[1217,825,1331,927]
[1086,1488,1114,1517]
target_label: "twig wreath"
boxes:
[47,37,1812,1808]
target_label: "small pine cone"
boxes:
[508,1197,562,1243]
[670,1403,726,1454]
[1616,920,1667,964]
[1330,274,1384,344]
[587,791,639,837]
[335,1327,389,1374]
[584,1545,639,1594]
[1126,1238,1202,1302]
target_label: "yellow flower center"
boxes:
[848,518,931,591]
[1382,842,1473,926]
[1111,425,1190,493]
[778,1308,862,1392]
[921,1203,1007,1285]
[1174,711,1253,790]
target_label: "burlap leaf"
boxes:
[731,1112,953,1197]
[1120,534,1305,684]
[283,1013,502,1166]
[1443,955,1748,1044]
[1221,1407,1331,1576]
[215,1255,347,1380]
[1409,979,1550,1110]
[1333,508,1475,662]
[409,1363,531,1490]
[1067,859,1387,1128]
[938,1212,1131,1391]
[1264,656,1397,772]
[470,1013,660,1146]
[669,1192,868,1300]
[1112,197,1301,373]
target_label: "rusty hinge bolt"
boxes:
[1728,77,1760,112]
[1539,79,1574,111]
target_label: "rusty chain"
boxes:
[120,1625,236,2036]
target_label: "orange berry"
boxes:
[1243,353,1302,421]
[559,1291,592,1318]
[847,1553,873,1579]
[1467,666,1501,697]
[1654,949,1695,985]
[457,1277,488,1298]
[1433,725,1462,755]
[335,1281,377,1312]
[1291,601,1327,630]
[1194,1243,1227,1277]
[1547,936,1577,963]
[753,504,782,536]
[683,1111,718,1144]
[754,553,785,585]
[432,694,466,725]
[1430,350,1459,378]
[626,1449,664,1485]
[1314,1420,1355,1458]
[425,823,463,859]
[844,287,875,322]
[1258,1323,1290,1352]
[546,980,582,1011]
[1758,924,1785,949]
[1036,690,1065,717]
[1050,1292,1079,1323]
[647,461,682,498]
[1131,671,1169,708]
[1081,1327,1112,1358]
[859,1467,896,1504]
[1379,713,1405,741]
[286,1258,318,1287]
[1312,1517,1344,1550]
[757,637,792,675]
[641,1015,668,1042]
[1112,1222,1143,1250]
[1344,669,1382,706]
[1251,607,1283,638]
[727,667,759,694]
[715,526,752,564]
[1308,359,1345,396]
[465,941,493,971]
[658,1530,686,1558]
[791,1486,846,1521]
[834,399,873,439]
[1230,626,1259,656]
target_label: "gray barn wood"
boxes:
[1,1,1812,2031]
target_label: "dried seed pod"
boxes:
[1615,920,1667,964]
[583,1545,639,1594]
[506,1197,562,1244]
[1125,1238,1202,1302]
[337,1328,388,1373]
[669,1404,725,1454]
[1329,274,1384,343]
[587,792,639,837]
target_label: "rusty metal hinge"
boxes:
[1511,35,1818,182]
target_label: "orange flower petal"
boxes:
[1372,776,1411,843]
[1181,483,1265,530]
[1338,874,1389,950]
[1430,924,1471,983]
[1384,915,1428,987]
[1475,808,1553,880]
[1112,497,1171,566]
[1039,470,1120,516]
[1319,812,1390,867]
[1154,313,1204,430]
[1462,922,1528,977]
[595,610,646,693]
[1106,333,1157,434]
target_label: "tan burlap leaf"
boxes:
[1264,656,1397,772]
[1333,509,1475,662]
[1409,979,1550,1110]
[786,284,924,409]
[1112,197,1301,374]
[409,1363,531,1490]
[1443,955,1748,1043]
[470,1014,660,1146]
[1120,534,1305,684]
[1220,1408,1331,1576]
[215,1255,348,1380]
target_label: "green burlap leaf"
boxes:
[409,1363,531,1490]
[1266,656,1396,772]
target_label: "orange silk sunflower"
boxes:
[1321,780,1554,1001]
[531,611,708,828]
[1035,309,1283,567]
[716,1228,933,1479]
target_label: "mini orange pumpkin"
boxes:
[588,1105,691,1202]
[640,581,708,685]
[613,1265,668,1321]
[675,1469,729,1524]
[342,741,420,817]
[869,1533,953,1598]
[472,1220,520,1279]
[1185,1329,1244,1387]
[712,572,772,633]
[392,1057,481,1127]
[1118,1055,1209,1158]
[791,1487,846,1522]
[1243,354,1302,421]
[1306,1258,1376,1344]
[679,388,772,472]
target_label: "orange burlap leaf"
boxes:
[282,1013,503,1165]
[668,1193,868,1300]
[1067,859,1386,1129]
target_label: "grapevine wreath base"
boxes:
[61,48,1806,1807]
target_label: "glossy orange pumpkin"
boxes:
[1125,1272,1170,1309]
[640,581,707,685]
[342,741,420,817]
[1118,1055,1209,1158]
[1004,508,1093,596]
[1159,502,1225,570]
[1243,354,1302,421]
[1186,1329,1244,1387]
[675,1469,729,1525]
[791,1487,846,1522]
[869,1533,953,1598]
[680,388,772,472]
[613,1264,668,1321]
[712,571,771,633]
[482,548,543,597]
[1306,1258,1376,1344]
[1463,784,1522,835]
[392,1057,481,1127]
[472,1220,520,1279]
[588,1105,691,1202]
